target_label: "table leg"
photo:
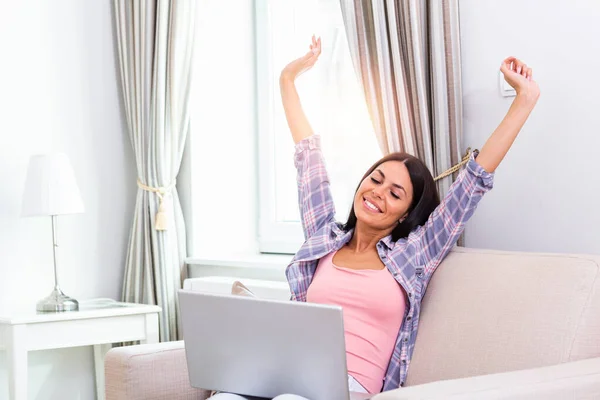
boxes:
[141,312,160,344]
[7,325,27,400]
[93,343,113,400]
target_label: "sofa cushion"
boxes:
[405,247,600,386]
[374,356,600,400]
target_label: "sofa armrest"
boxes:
[105,340,211,400]
[373,357,600,400]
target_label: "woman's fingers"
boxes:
[503,57,531,78]
[503,56,516,69]
[281,37,322,81]
[311,36,321,55]
[502,57,522,75]
[303,42,320,64]
[301,37,322,69]
[499,56,537,94]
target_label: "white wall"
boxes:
[0,1,134,398]
[460,0,600,254]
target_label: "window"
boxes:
[256,0,382,254]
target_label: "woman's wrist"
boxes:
[515,89,539,108]
[279,72,296,86]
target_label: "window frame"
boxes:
[255,0,306,254]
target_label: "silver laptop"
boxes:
[179,290,372,400]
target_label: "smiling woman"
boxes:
[345,152,440,242]
[276,32,539,394]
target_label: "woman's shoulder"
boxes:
[388,225,427,262]
[292,220,351,262]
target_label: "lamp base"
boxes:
[36,288,79,312]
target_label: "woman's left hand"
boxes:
[500,57,540,101]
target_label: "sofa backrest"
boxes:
[406,247,600,386]
[183,276,291,300]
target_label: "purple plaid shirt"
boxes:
[285,135,494,392]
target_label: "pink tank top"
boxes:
[306,251,406,394]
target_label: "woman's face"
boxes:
[353,160,414,231]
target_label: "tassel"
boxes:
[155,200,168,231]
[137,178,175,231]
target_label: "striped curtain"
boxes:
[340,0,463,196]
[114,0,195,341]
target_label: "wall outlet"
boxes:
[499,70,516,97]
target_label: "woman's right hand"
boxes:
[280,35,322,83]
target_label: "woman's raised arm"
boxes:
[280,36,322,144]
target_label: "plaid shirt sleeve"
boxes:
[294,135,336,240]
[415,151,494,278]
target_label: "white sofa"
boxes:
[105,247,600,399]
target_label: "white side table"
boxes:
[0,299,161,400]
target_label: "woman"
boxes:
[213,36,539,399]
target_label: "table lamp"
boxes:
[21,153,84,312]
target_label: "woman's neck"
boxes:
[347,221,393,253]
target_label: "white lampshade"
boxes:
[21,153,85,217]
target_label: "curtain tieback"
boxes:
[434,148,476,182]
[137,179,176,231]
